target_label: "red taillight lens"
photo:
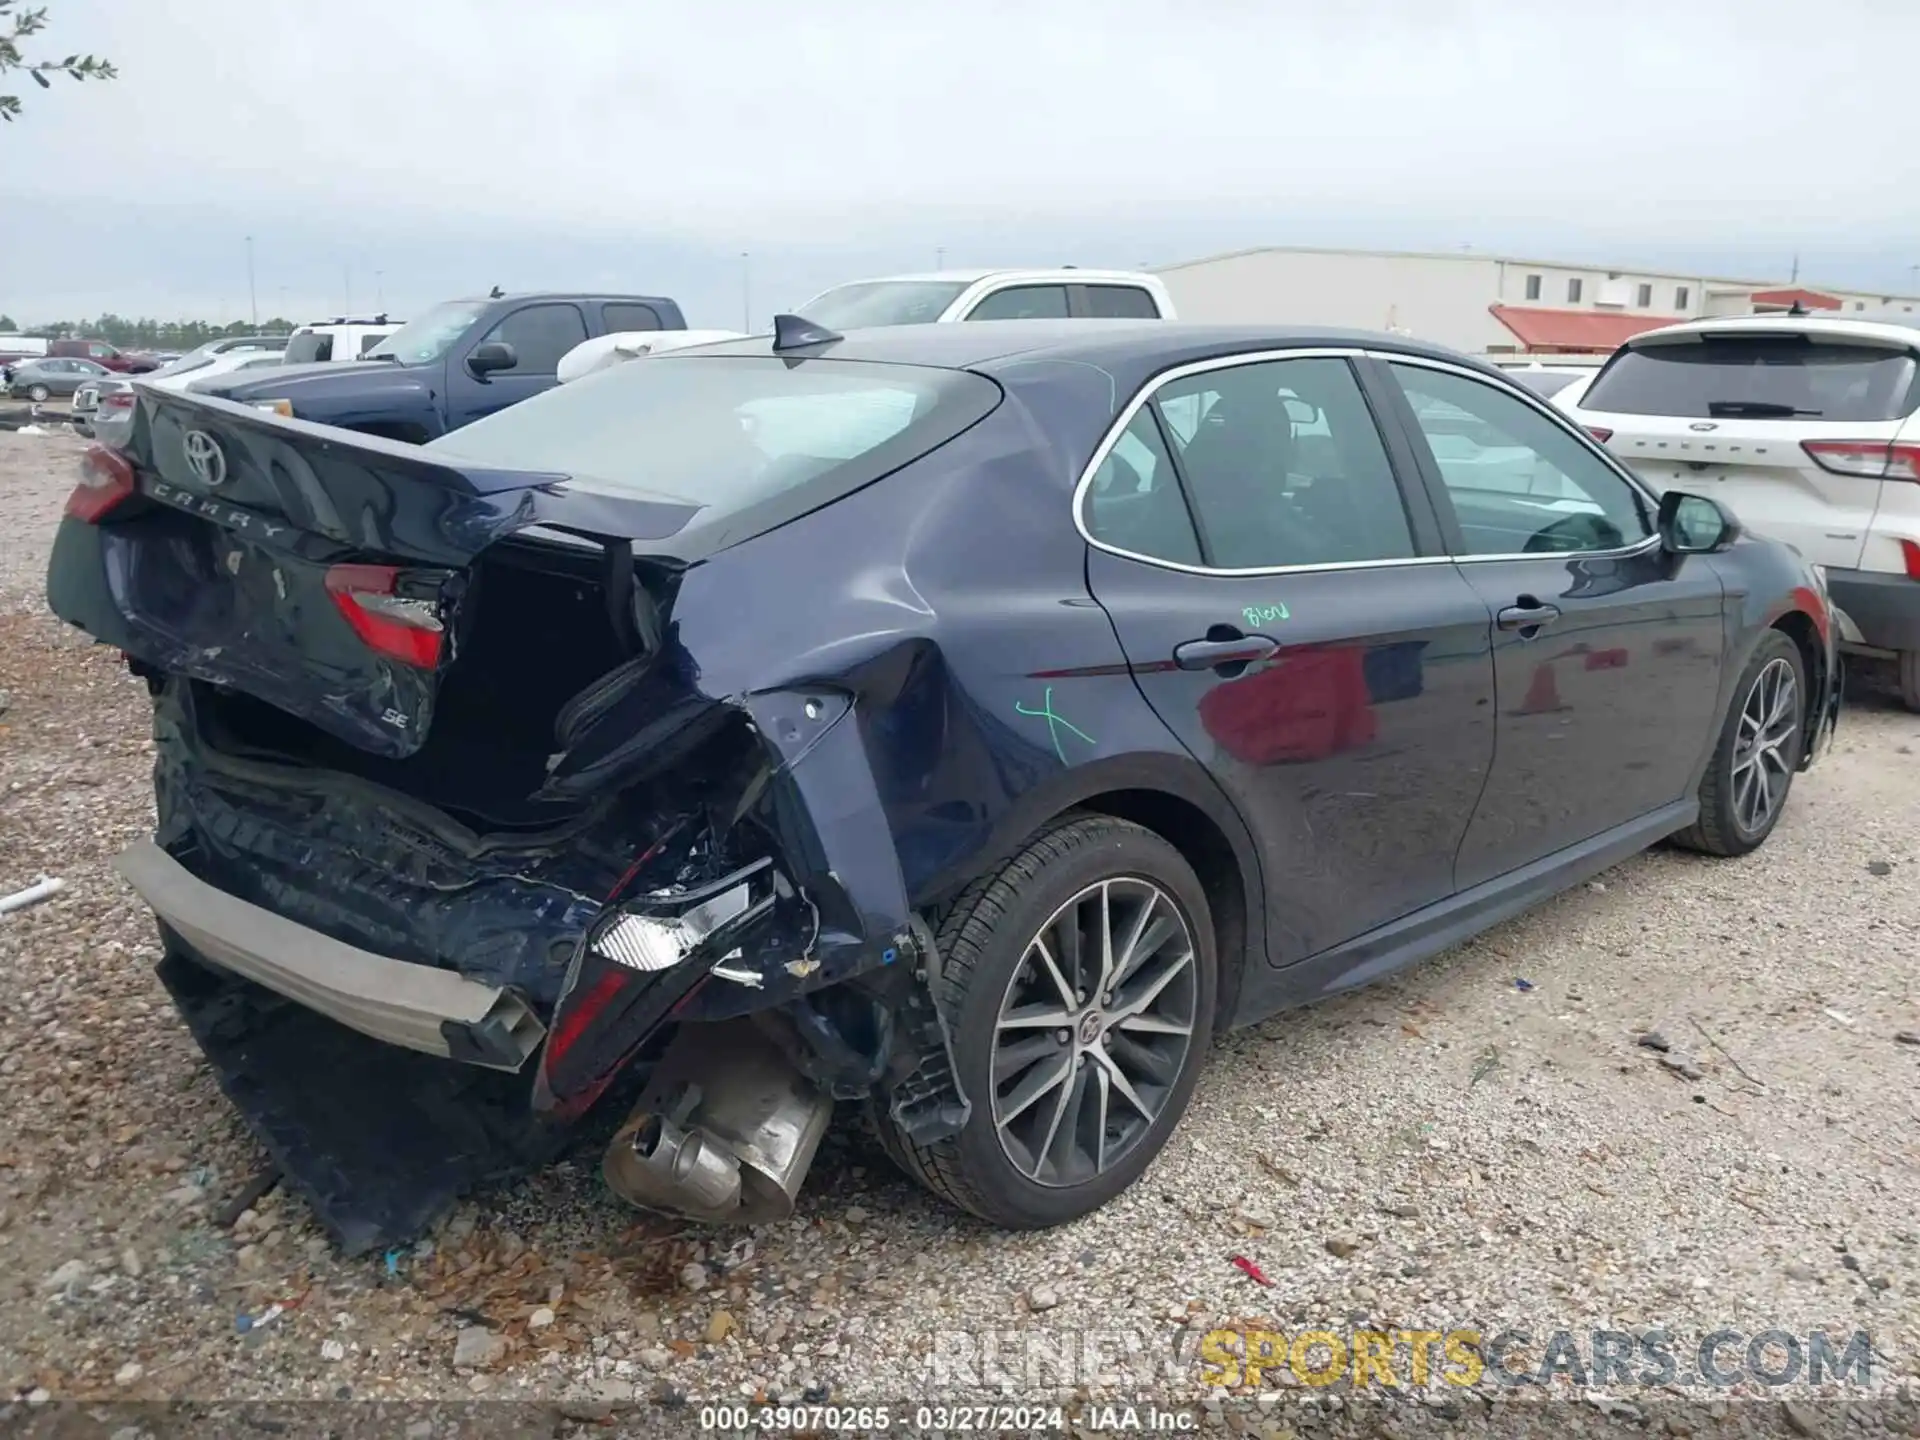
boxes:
[1802,441,1920,481]
[100,391,135,412]
[1900,540,1920,581]
[64,443,136,523]
[1584,427,1613,444]
[323,563,445,668]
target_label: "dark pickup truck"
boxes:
[199,292,687,442]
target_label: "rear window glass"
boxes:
[284,330,333,364]
[1584,336,1919,422]
[799,282,968,329]
[427,355,1001,533]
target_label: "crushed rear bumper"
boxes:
[117,840,545,1071]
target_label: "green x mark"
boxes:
[1014,686,1097,764]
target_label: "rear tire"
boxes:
[26,384,49,403]
[1673,630,1806,857]
[1898,651,1920,714]
[875,814,1216,1229]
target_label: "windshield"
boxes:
[153,340,283,379]
[364,301,490,363]
[427,354,1001,530]
[1584,336,1920,422]
[798,281,969,330]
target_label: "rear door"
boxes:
[1577,329,1920,567]
[962,285,1070,321]
[448,302,590,424]
[1081,349,1498,965]
[1377,356,1727,886]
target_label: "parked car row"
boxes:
[46,285,1843,1251]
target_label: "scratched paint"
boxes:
[1014,686,1097,764]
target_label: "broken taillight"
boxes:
[323,563,445,668]
[65,444,137,523]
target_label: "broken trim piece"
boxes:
[116,841,545,1071]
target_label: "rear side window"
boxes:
[1584,336,1920,422]
[1081,286,1160,319]
[284,331,333,364]
[603,303,663,332]
[428,356,1001,543]
[1084,409,1201,565]
[965,285,1069,321]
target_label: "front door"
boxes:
[1082,351,1498,965]
[1375,357,1728,888]
[448,301,590,426]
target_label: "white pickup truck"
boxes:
[797,267,1175,327]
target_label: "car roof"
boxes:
[1623,312,1920,349]
[668,318,1499,377]
[445,292,679,306]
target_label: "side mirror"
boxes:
[466,341,517,378]
[1658,490,1739,554]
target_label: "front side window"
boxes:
[1389,363,1654,558]
[477,304,589,374]
[1083,408,1201,565]
[965,285,1070,321]
[1129,357,1416,571]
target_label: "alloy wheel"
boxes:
[1731,656,1798,833]
[990,877,1198,1188]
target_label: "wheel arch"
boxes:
[914,751,1267,1033]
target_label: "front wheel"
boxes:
[875,814,1217,1229]
[1673,630,1806,857]
[26,384,49,403]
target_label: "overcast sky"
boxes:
[4,0,1917,328]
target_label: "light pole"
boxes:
[343,265,352,316]
[245,236,258,328]
[935,246,945,269]
[375,270,385,311]
[740,251,751,332]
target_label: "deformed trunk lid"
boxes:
[46,389,701,758]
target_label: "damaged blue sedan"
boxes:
[45,317,1841,1253]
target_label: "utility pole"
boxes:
[375,270,385,310]
[936,246,945,269]
[245,236,258,328]
[343,265,352,316]
[1789,253,1800,284]
[740,252,751,331]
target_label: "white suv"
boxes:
[282,316,403,364]
[1562,312,1920,709]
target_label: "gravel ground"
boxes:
[2,430,1918,1436]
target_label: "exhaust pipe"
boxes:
[603,1018,832,1224]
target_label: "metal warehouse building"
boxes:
[1152,245,1920,355]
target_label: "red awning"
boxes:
[1489,305,1682,354]
[1749,287,1842,310]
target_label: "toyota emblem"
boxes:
[1688,421,1719,432]
[182,430,228,487]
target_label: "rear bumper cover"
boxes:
[1826,567,1920,653]
[116,839,545,1071]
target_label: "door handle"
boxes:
[1497,602,1561,632]
[1174,635,1280,671]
